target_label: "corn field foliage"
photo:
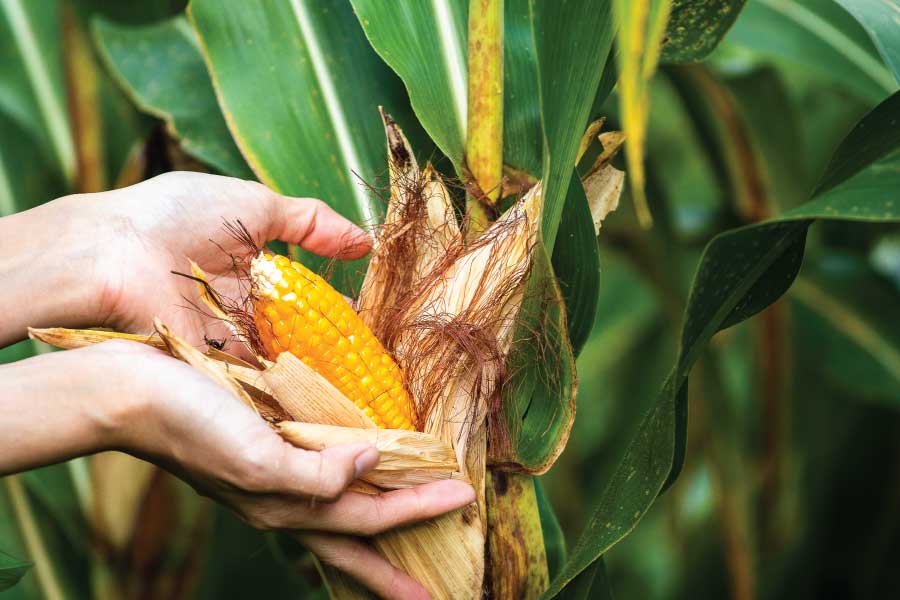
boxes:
[2,0,900,598]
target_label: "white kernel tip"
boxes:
[250,253,283,299]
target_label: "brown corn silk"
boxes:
[347,111,542,599]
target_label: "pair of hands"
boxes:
[0,172,475,599]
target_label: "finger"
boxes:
[267,195,372,259]
[297,532,430,600]
[297,480,476,536]
[269,442,381,501]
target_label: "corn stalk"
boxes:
[465,0,504,237]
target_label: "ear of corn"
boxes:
[250,252,416,430]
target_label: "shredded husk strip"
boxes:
[576,117,606,163]
[277,422,466,489]
[396,183,542,507]
[357,110,460,336]
[28,326,258,371]
[28,327,168,351]
[596,130,626,166]
[217,362,273,396]
[205,347,260,369]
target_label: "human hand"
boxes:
[0,172,369,348]
[0,341,474,599]
[89,172,371,347]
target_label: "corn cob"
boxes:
[250,252,415,430]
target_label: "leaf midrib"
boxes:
[288,0,375,225]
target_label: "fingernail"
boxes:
[452,482,477,504]
[354,445,380,477]
[433,480,476,505]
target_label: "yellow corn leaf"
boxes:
[614,0,672,228]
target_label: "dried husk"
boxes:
[582,160,624,234]
[579,126,625,234]
[262,352,374,429]
[576,117,606,163]
[28,327,168,351]
[277,422,465,489]
[349,114,544,599]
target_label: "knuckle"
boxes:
[314,474,346,503]
[234,446,279,494]
[310,455,349,502]
[359,497,387,536]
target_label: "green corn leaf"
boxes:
[1,1,156,198]
[499,1,611,469]
[0,0,74,185]
[504,0,543,175]
[197,507,323,599]
[0,110,66,215]
[500,0,619,469]
[21,466,88,558]
[532,0,616,248]
[350,0,548,182]
[188,0,412,228]
[661,0,748,62]
[496,174,600,470]
[535,477,566,580]
[557,557,612,600]
[814,88,900,195]
[792,266,900,406]
[834,0,900,85]
[497,240,577,472]
[93,16,253,179]
[0,549,31,592]
[725,0,898,103]
[613,0,671,229]
[350,0,468,168]
[544,87,900,599]
[188,0,424,292]
[552,174,600,358]
[504,1,613,470]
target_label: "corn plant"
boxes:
[2,0,900,598]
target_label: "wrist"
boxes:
[0,195,104,345]
[86,341,160,452]
[0,344,145,473]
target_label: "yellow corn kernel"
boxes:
[250,252,416,430]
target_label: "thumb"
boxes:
[267,195,372,259]
[275,442,380,502]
